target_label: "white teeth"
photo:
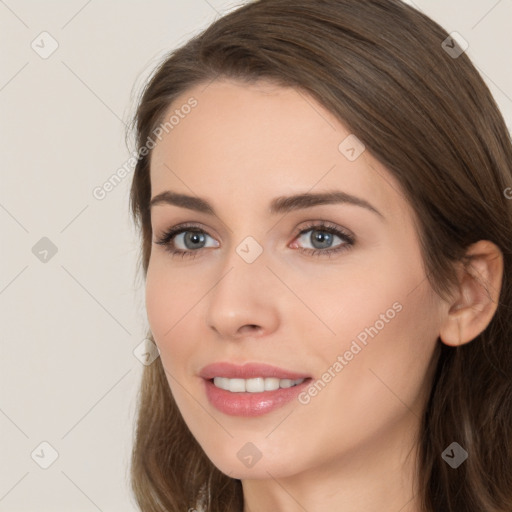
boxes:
[229,378,246,393]
[213,376,306,393]
[279,379,294,388]
[264,377,280,391]
[246,377,265,392]
[214,377,230,390]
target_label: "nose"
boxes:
[205,245,281,340]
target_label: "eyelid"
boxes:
[294,220,354,240]
[153,222,218,244]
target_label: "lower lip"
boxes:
[203,378,311,417]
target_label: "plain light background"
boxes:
[0,0,511,510]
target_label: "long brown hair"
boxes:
[128,1,512,510]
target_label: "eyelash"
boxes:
[153,221,355,259]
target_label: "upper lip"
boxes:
[199,362,311,380]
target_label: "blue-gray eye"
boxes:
[171,229,218,251]
[296,228,342,250]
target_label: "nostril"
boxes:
[242,324,260,332]
[235,324,263,337]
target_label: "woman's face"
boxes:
[146,79,445,480]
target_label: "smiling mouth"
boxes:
[203,374,313,417]
[210,376,309,393]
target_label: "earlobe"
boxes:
[439,240,503,347]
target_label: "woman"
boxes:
[128,1,512,510]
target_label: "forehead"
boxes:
[149,79,412,222]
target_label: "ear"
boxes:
[439,240,503,347]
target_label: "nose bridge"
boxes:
[212,235,269,306]
[205,235,280,336]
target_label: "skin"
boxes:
[145,79,503,512]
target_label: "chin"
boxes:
[202,443,305,480]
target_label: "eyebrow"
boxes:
[149,190,384,219]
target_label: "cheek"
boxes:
[145,261,169,340]
[146,257,195,335]
[290,287,440,469]
[145,261,206,428]
[145,258,209,387]
[319,280,440,425]
[145,260,190,353]
[316,244,439,401]
[299,254,417,349]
